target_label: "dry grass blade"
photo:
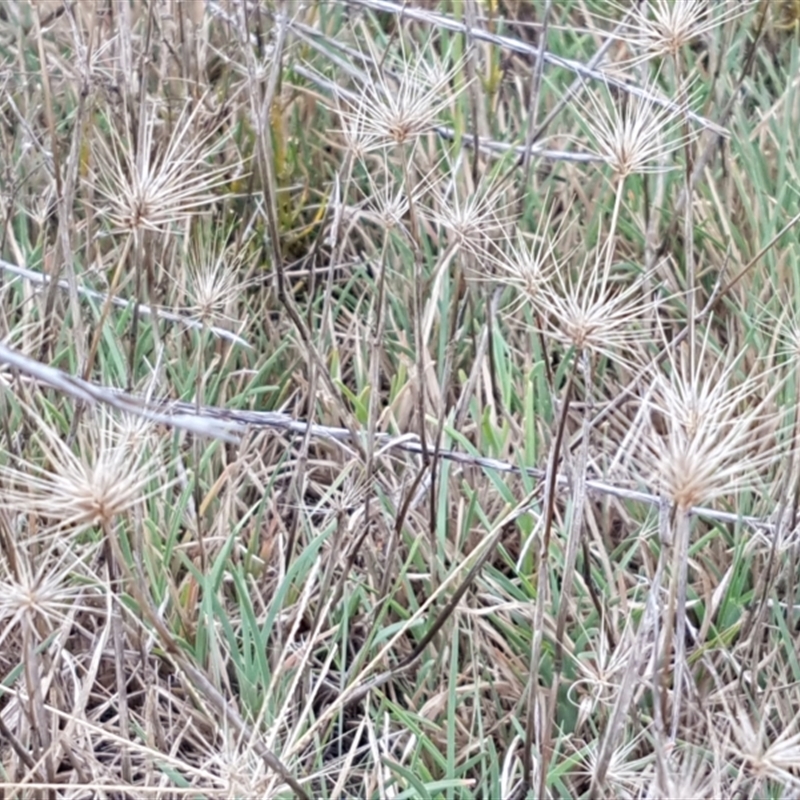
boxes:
[1,1,797,796]
[345,0,729,136]
[0,344,243,441]
[0,343,779,529]
[0,257,253,348]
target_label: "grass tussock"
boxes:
[2,0,800,797]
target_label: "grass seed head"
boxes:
[0,532,95,641]
[647,745,722,799]
[491,229,557,305]
[423,165,514,256]
[583,732,652,797]
[581,80,700,177]
[93,100,238,235]
[602,0,754,65]
[338,37,467,151]
[360,154,439,237]
[767,303,800,367]
[0,407,161,536]
[727,705,800,790]
[183,224,253,327]
[489,198,575,303]
[534,254,660,365]
[639,335,783,511]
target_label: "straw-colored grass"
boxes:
[1,1,799,797]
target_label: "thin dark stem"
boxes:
[525,355,578,798]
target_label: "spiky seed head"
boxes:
[186,259,242,327]
[338,39,467,151]
[727,705,800,790]
[783,323,800,364]
[637,335,784,511]
[338,96,382,159]
[646,745,722,799]
[490,230,557,305]
[570,620,646,728]
[581,80,699,177]
[368,180,411,231]
[423,168,514,256]
[610,0,753,61]
[0,406,161,536]
[582,732,652,797]
[360,154,437,237]
[206,734,272,798]
[489,198,575,303]
[770,306,800,367]
[92,100,238,235]
[183,225,251,328]
[533,254,660,366]
[0,532,96,641]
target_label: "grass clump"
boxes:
[1,0,800,797]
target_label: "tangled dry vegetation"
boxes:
[2,0,800,797]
